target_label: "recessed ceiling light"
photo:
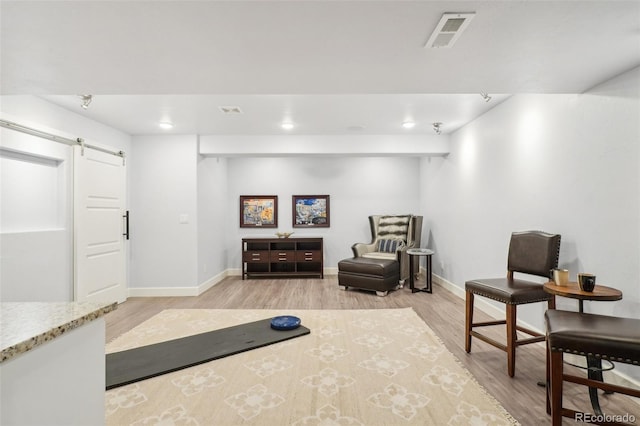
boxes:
[219,106,243,114]
[402,121,416,129]
[281,122,294,130]
[159,121,174,130]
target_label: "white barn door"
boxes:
[74,145,127,303]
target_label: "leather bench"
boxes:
[545,309,640,425]
[338,257,399,297]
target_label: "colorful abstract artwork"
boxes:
[293,195,330,227]
[240,196,278,228]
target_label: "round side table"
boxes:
[406,248,434,293]
[543,281,622,313]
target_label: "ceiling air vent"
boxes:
[425,12,476,49]
[219,106,243,114]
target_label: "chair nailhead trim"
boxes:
[468,290,551,305]
[550,346,639,365]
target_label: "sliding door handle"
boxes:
[123,210,130,240]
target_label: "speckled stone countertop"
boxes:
[0,302,117,363]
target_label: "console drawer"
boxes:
[296,250,321,262]
[242,251,268,263]
[270,251,295,262]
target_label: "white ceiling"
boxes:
[2,1,639,136]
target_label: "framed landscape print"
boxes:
[293,195,330,227]
[240,195,278,228]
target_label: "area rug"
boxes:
[105,308,519,425]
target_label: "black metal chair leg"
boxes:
[586,355,604,416]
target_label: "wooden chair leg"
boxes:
[549,350,564,425]
[546,296,555,414]
[465,291,474,353]
[506,304,517,377]
[546,339,551,414]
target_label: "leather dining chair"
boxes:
[464,230,561,377]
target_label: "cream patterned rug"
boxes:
[105,308,519,425]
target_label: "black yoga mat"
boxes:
[106,318,310,389]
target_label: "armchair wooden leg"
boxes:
[506,304,517,377]
[465,291,474,353]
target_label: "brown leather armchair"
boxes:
[351,215,423,283]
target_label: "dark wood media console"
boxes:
[242,237,323,279]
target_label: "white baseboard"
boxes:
[324,267,338,275]
[227,268,242,276]
[432,273,505,321]
[127,270,228,298]
[128,266,334,297]
[197,270,228,294]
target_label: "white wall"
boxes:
[197,155,229,287]
[225,156,422,271]
[129,150,423,293]
[0,131,72,301]
[0,95,131,301]
[129,135,199,294]
[422,67,640,378]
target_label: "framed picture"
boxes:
[293,195,330,227]
[240,195,278,228]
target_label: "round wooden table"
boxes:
[543,281,622,313]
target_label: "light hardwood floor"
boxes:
[105,275,639,425]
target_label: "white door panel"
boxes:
[86,209,121,242]
[83,252,121,297]
[74,146,126,303]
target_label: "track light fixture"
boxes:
[432,122,442,135]
[480,92,492,103]
[80,94,93,109]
